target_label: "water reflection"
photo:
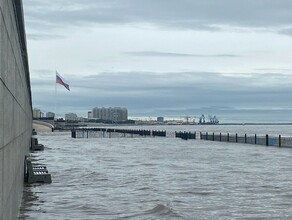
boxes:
[19,184,40,219]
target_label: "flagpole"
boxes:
[55,71,70,120]
[55,71,57,119]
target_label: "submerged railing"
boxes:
[199,132,292,148]
[71,128,167,138]
[71,128,292,148]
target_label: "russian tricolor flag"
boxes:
[56,71,70,91]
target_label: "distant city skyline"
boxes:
[24,1,292,122]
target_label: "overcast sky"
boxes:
[23,0,292,122]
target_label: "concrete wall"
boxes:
[0,0,32,219]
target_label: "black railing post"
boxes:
[71,130,76,138]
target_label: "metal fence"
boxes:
[71,128,292,148]
[200,132,292,148]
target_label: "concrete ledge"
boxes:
[33,122,53,132]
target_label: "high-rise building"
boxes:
[157,117,164,122]
[88,111,93,118]
[46,112,55,118]
[33,108,41,118]
[91,107,128,122]
[65,113,78,121]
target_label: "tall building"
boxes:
[46,112,55,118]
[92,107,128,122]
[33,108,41,118]
[88,111,93,119]
[0,0,33,218]
[157,117,164,122]
[65,113,78,121]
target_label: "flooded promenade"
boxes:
[19,125,292,219]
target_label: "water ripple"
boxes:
[19,125,292,219]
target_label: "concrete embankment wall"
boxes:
[0,0,32,219]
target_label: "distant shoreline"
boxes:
[133,122,292,126]
[218,123,292,126]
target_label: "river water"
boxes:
[19,125,292,219]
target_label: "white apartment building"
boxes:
[33,108,41,118]
[92,107,128,122]
[65,113,78,121]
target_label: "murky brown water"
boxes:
[19,125,292,219]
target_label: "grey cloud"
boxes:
[27,33,65,41]
[255,68,292,72]
[24,0,292,37]
[31,70,292,117]
[124,51,241,58]
[278,27,292,37]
